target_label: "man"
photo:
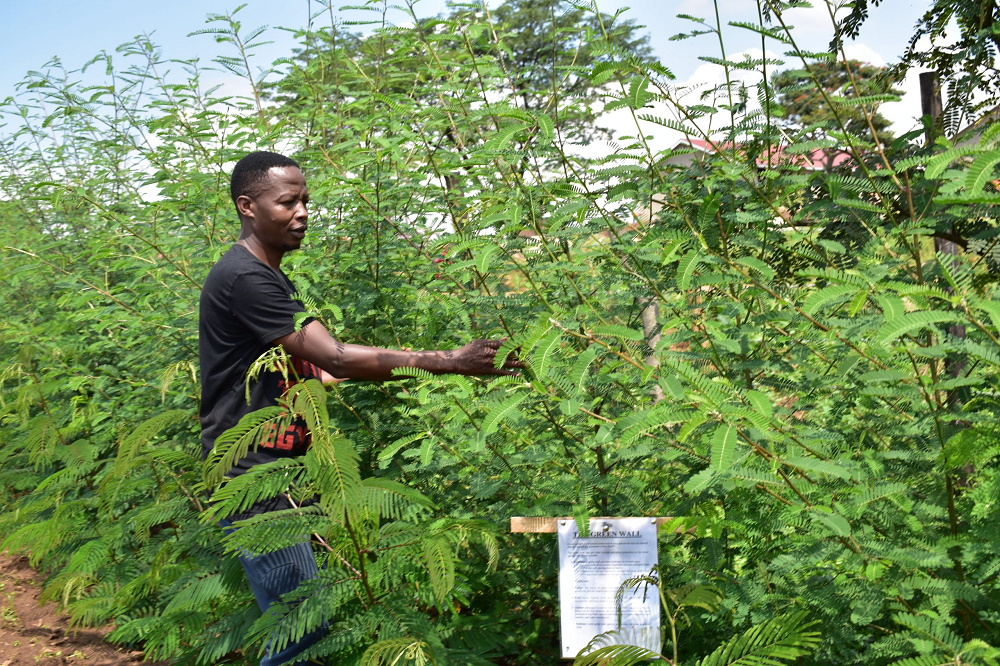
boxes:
[199,151,518,665]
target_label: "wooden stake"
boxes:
[510,517,687,533]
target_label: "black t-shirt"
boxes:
[199,244,321,490]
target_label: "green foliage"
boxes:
[4,1,1000,665]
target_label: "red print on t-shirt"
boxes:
[261,356,323,453]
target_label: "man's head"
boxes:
[231,151,310,261]
[230,151,301,205]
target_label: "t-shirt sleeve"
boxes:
[230,268,307,345]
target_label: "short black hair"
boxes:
[230,151,301,204]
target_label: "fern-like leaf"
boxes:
[306,438,363,522]
[965,150,1000,194]
[202,406,287,487]
[481,392,528,435]
[422,535,456,603]
[573,643,664,666]
[697,611,820,666]
[876,311,962,344]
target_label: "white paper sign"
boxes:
[558,517,661,659]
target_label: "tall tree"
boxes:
[271,0,656,146]
[773,59,898,146]
[456,0,656,144]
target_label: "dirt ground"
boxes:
[0,553,155,666]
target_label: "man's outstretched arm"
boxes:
[274,320,519,381]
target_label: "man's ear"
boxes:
[235,194,255,220]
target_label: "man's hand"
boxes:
[450,339,522,376]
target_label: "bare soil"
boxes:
[0,553,159,666]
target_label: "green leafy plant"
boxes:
[573,571,816,665]
[4,0,1000,664]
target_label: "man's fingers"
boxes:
[461,339,522,375]
[503,353,523,368]
[478,339,521,362]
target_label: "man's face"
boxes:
[239,166,310,252]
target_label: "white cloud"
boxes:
[842,43,886,68]
[780,2,837,36]
[879,67,923,135]
[567,46,786,164]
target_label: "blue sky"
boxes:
[2,1,933,135]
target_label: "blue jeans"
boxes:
[220,519,326,666]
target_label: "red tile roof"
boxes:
[675,137,853,171]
